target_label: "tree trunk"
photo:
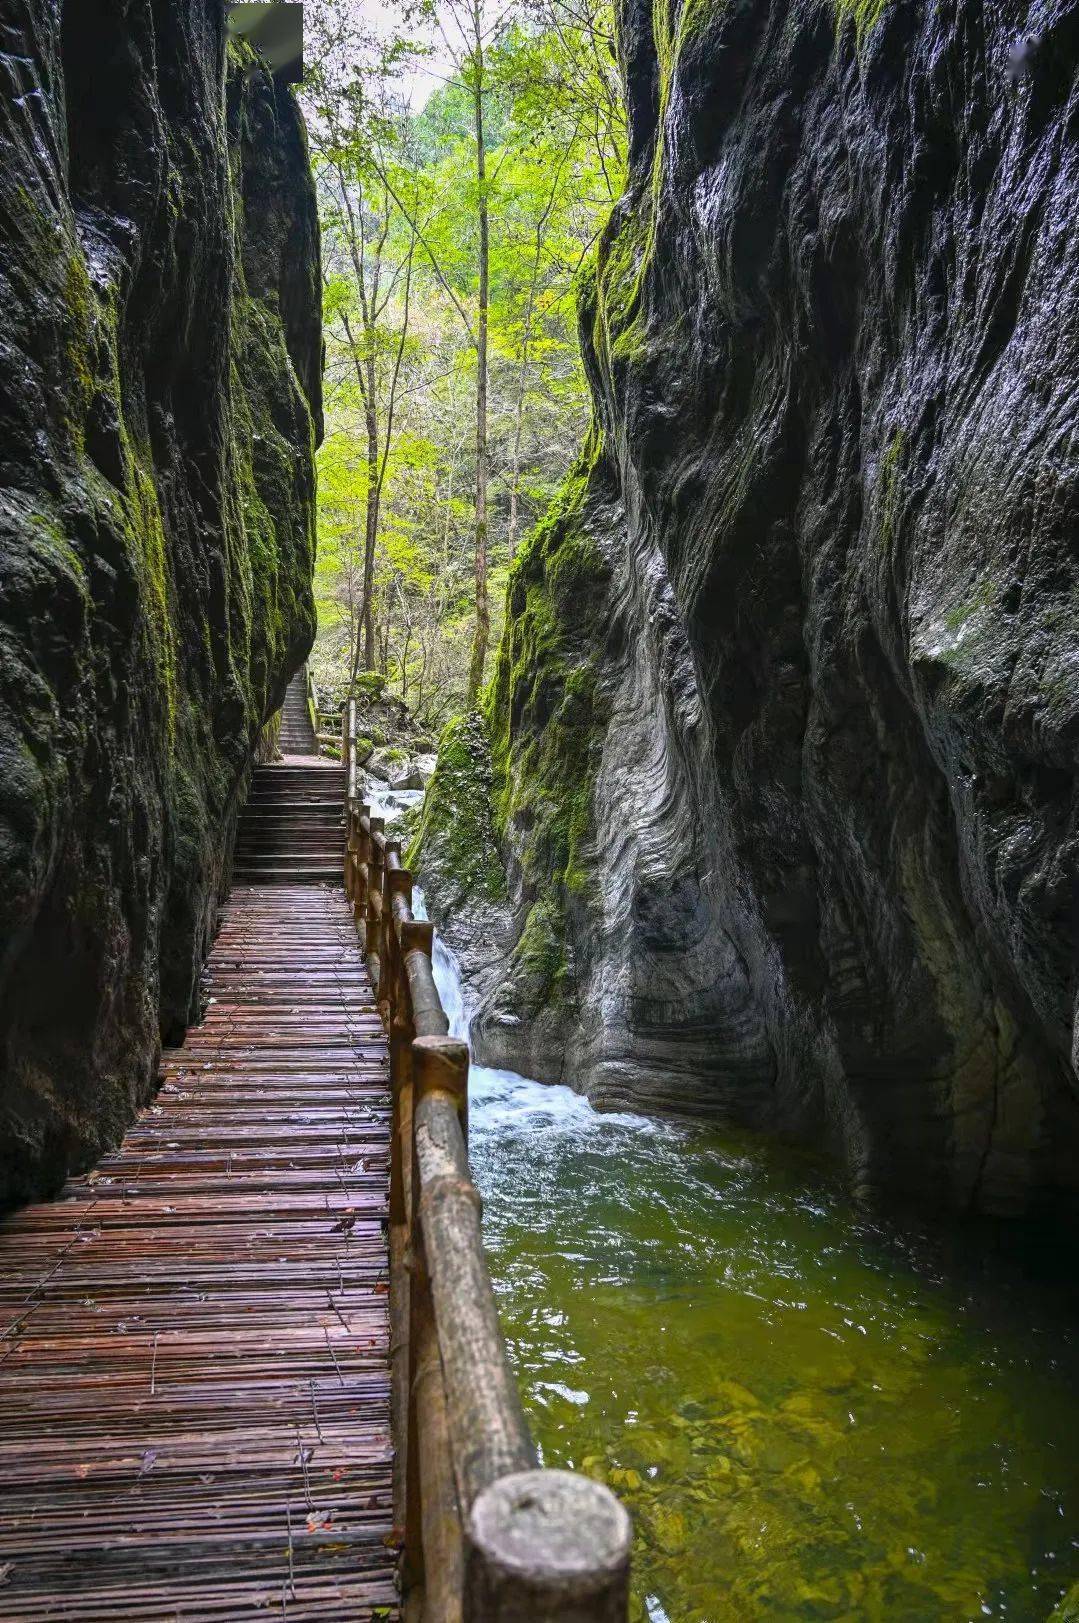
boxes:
[507,238,541,562]
[467,11,490,704]
[362,341,380,666]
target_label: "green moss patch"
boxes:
[487,433,611,899]
[407,710,508,908]
[833,0,889,41]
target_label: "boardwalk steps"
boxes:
[233,764,344,885]
[279,666,318,756]
[0,718,633,1620]
[0,771,397,1619]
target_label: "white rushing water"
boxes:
[412,883,656,1143]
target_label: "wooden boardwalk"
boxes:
[0,768,398,1619]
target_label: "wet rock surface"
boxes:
[424,0,1079,1220]
[0,4,321,1206]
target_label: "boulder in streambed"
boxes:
[390,755,438,792]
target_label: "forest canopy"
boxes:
[301,0,625,725]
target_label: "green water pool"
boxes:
[467,1062,1079,1621]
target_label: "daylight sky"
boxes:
[352,0,453,110]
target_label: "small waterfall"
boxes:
[411,886,468,1044]
[432,935,468,1044]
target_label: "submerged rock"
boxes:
[420,0,1079,1222]
[0,7,321,1206]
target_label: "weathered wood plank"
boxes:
[0,767,398,1619]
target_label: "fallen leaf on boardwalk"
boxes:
[372,1282,389,1295]
[306,1512,334,1532]
[0,1562,11,1586]
[382,1527,405,1550]
[138,1448,158,1476]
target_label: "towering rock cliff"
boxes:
[419,0,1079,1221]
[0,3,321,1206]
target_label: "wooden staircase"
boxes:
[279,667,318,757]
[233,764,345,886]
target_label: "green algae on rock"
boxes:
[0,8,321,1206]
[418,0,1079,1224]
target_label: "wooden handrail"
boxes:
[342,720,632,1621]
[304,662,320,742]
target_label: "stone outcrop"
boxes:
[0,3,321,1206]
[418,0,1079,1221]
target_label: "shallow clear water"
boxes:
[424,918,1079,1621]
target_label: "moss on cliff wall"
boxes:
[428,0,1079,1224]
[0,8,321,1206]
[489,435,611,896]
[407,711,507,912]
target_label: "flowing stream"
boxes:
[403,865,1079,1621]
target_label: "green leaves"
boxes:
[303,0,624,717]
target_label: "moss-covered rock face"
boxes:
[0,6,321,1207]
[460,0,1079,1222]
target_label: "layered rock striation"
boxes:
[0,2,321,1205]
[419,0,1079,1220]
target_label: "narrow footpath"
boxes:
[0,746,398,1618]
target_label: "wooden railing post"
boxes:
[341,755,632,1622]
[353,802,372,928]
[344,699,358,897]
[346,698,357,802]
[380,842,401,1018]
[366,818,385,997]
[465,1470,632,1621]
[407,1035,470,1616]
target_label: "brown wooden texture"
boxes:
[0,767,398,1621]
[343,767,631,1621]
[466,1471,632,1622]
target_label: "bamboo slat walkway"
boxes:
[0,766,398,1619]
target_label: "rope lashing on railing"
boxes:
[341,697,632,1621]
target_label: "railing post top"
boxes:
[412,1034,468,1064]
[401,918,434,956]
[466,1469,631,1621]
[412,1034,468,1108]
